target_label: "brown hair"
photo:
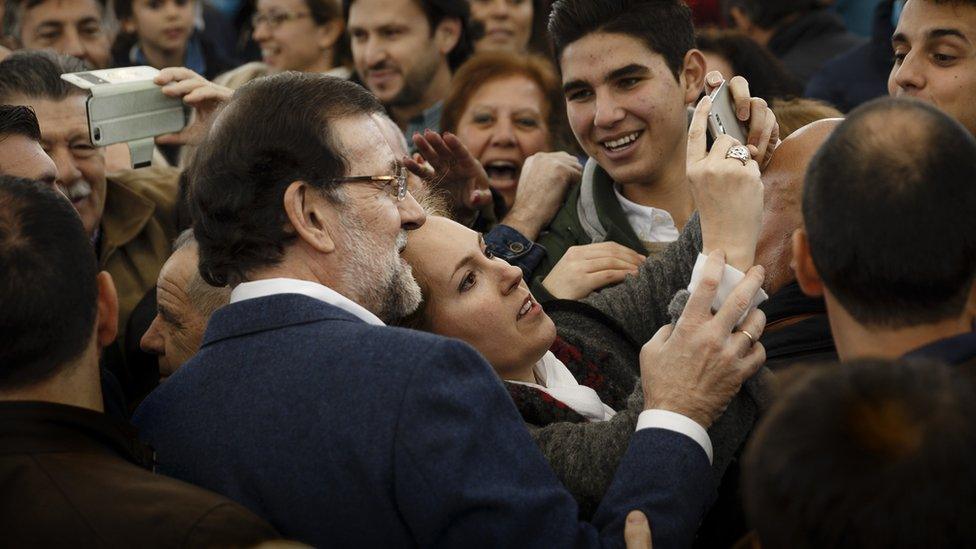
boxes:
[771,98,843,138]
[440,50,571,152]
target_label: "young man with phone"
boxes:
[530,0,778,301]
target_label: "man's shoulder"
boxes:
[19,449,277,545]
[108,166,180,209]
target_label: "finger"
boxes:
[713,264,766,331]
[412,133,443,167]
[443,132,485,179]
[687,95,712,163]
[403,156,436,180]
[753,110,775,161]
[624,510,652,549]
[469,188,493,207]
[582,241,646,264]
[732,308,766,357]
[425,129,454,162]
[159,77,208,98]
[683,249,727,320]
[153,66,201,85]
[583,257,644,274]
[181,85,231,107]
[704,71,724,94]
[746,97,768,148]
[643,323,674,354]
[706,134,741,163]
[738,342,767,381]
[728,76,752,122]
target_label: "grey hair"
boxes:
[2,0,115,46]
[172,229,232,318]
[0,50,88,103]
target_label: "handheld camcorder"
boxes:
[61,66,188,169]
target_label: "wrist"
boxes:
[643,397,713,429]
[702,238,755,272]
[501,209,544,241]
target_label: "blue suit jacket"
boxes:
[134,294,713,547]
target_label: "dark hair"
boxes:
[725,0,820,29]
[547,0,695,80]
[0,176,99,389]
[695,29,802,101]
[0,105,41,142]
[187,73,384,287]
[2,0,109,43]
[803,97,976,328]
[343,0,473,71]
[0,50,89,104]
[743,358,976,549]
[440,51,570,151]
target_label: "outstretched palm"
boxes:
[404,130,493,224]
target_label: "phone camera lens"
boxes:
[93,127,101,142]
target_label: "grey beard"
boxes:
[339,227,422,323]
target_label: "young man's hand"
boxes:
[686,94,764,272]
[704,71,779,169]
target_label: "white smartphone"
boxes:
[60,66,161,89]
[707,81,749,145]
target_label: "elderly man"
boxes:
[140,229,230,380]
[0,176,278,545]
[0,104,57,188]
[1,0,113,68]
[134,72,768,547]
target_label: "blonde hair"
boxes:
[772,98,844,138]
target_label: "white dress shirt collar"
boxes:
[613,184,680,244]
[230,278,385,327]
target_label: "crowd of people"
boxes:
[0,0,974,547]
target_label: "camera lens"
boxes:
[93,127,101,142]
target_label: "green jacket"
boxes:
[532,159,649,299]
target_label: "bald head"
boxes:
[755,118,841,295]
[802,97,976,328]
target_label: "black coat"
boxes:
[0,401,278,547]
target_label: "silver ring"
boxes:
[739,329,756,347]
[725,144,751,166]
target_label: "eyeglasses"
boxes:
[251,11,311,30]
[332,166,408,201]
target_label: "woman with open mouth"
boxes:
[440,51,579,214]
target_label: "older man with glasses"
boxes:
[134,72,768,548]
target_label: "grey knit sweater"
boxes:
[530,213,772,518]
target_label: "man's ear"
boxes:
[434,17,462,57]
[680,49,708,105]
[791,228,824,297]
[283,180,338,254]
[95,271,119,348]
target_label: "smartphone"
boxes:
[60,66,162,89]
[706,81,749,145]
[61,66,187,168]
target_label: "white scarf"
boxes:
[508,352,616,422]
